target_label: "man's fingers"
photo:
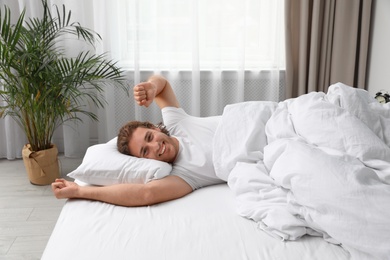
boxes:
[134,90,146,97]
[52,182,64,190]
[134,83,149,92]
[133,82,155,107]
[134,85,147,98]
[134,92,146,99]
[52,179,66,190]
[134,87,148,106]
[133,85,143,92]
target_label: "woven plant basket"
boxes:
[22,144,60,185]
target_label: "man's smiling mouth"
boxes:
[159,143,166,156]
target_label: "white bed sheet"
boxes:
[42,184,349,260]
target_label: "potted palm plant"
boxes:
[0,0,127,185]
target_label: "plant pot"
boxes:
[22,144,60,185]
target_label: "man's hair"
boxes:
[117,121,170,156]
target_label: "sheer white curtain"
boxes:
[0,0,285,159]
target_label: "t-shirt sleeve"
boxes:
[170,171,199,190]
[161,107,188,127]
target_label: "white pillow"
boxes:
[67,137,172,186]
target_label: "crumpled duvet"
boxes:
[213,83,390,260]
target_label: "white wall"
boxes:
[366,0,390,95]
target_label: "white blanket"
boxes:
[213,83,390,260]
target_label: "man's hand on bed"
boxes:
[52,179,80,199]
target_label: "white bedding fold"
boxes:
[213,83,390,260]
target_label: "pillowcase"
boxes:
[67,137,172,186]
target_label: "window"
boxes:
[106,0,285,71]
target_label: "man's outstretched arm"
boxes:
[52,175,192,207]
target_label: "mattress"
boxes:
[42,184,350,260]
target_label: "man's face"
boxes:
[128,127,178,163]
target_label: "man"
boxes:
[52,75,224,206]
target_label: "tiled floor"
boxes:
[0,155,82,260]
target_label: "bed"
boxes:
[42,184,350,260]
[43,83,389,260]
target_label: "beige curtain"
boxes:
[284,0,372,98]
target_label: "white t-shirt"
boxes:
[162,107,225,190]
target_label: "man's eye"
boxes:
[148,134,153,142]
